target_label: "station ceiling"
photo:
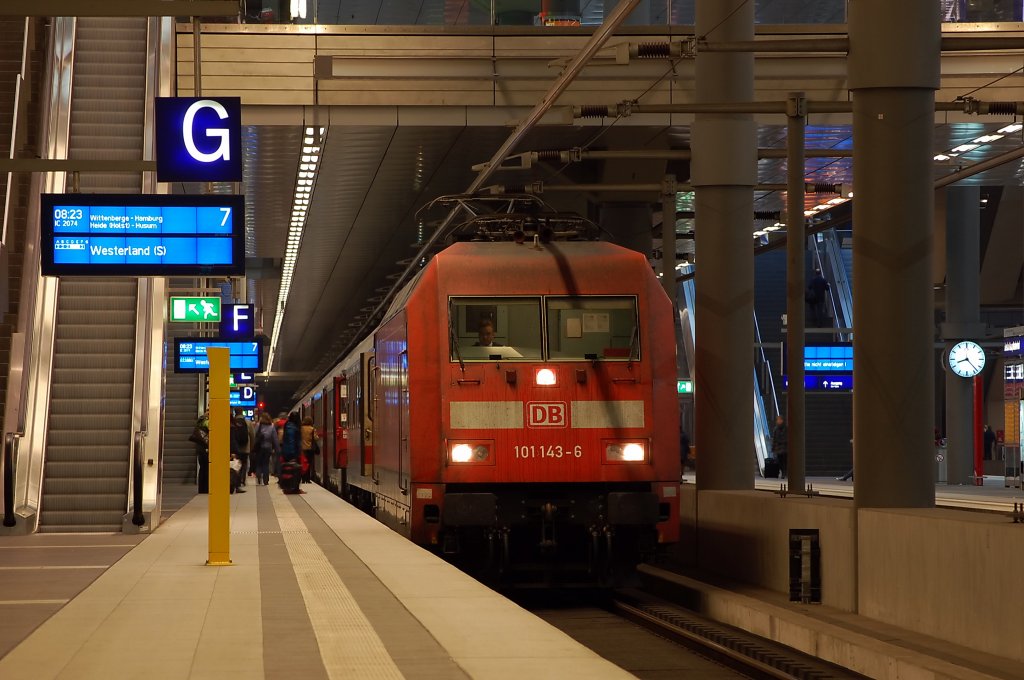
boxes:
[235,116,1024,410]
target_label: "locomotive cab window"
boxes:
[450,297,542,361]
[546,296,639,361]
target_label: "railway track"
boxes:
[520,586,865,679]
[610,588,867,680]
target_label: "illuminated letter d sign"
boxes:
[156,96,242,183]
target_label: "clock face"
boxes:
[948,341,986,378]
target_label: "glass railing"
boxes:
[231,1,1021,27]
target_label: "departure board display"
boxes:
[782,342,853,392]
[174,338,264,373]
[41,194,244,276]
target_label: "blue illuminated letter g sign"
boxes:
[156,96,241,182]
[183,99,230,163]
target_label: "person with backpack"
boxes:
[230,411,250,491]
[251,412,279,486]
[279,412,303,493]
[300,416,319,484]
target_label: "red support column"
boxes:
[974,375,984,485]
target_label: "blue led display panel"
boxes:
[174,338,264,373]
[782,342,853,391]
[803,344,853,373]
[41,194,244,276]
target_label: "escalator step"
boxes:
[43,478,128,495]
[54,338,135,355]
[48,414,132,431]
[48,384,132,400]
[45,460,131,477]
[47,430,131,447]
[40,494,127,511]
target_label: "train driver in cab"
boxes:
[474,319,502,347]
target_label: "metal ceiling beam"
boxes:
[0,159,156,171]
[312,0,643,390]
[935,145,1024,188]
[0,1,238,16]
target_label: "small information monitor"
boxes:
[41,193,244,276]
[174,338,264,373]
[783,342,854,391]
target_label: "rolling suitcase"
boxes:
[280,461,302,494]
[763,458,780,479]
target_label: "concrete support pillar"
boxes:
[661,177,678,310]
[692,0,756,490]
[943,186,983,484]
[849,0,940,508]
[599,202,653,256]
[785,94,807,491]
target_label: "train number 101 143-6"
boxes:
[514,444,582,459]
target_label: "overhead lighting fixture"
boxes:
[268,126,327,373]
[934,124,1018,164]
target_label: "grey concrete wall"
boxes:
[689,496,1024,663]
[689,491,857,611]
[859,508,1024,663]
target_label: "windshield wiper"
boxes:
[449,304,465,372]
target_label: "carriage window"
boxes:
[546,296,639,361]
[450,297,542,361]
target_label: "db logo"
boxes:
[156,97,242,183]
[527,402,568,428]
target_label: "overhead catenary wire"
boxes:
[304,0,645,397]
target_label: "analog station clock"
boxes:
[947,340,986,378]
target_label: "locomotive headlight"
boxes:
[535,368,557,386]
[604,441,647,463]
[449,442,491,464]
[451,444,474,463]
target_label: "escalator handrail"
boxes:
[3,431,22,527]
[131,430,145,526]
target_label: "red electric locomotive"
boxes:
[300,239,680,583]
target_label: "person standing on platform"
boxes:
[281,412,302,465]
[273,411,288,477]
[679,427,691,477]
[230,410,250,490]
[189,410,210,494]
[837,437,854,481]
[244,411,257,481]
[984,424,996,460]
[252,412,279,485]
[771,415,788,479]
[300,416,319,484]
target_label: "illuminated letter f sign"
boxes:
[182,99,231,163]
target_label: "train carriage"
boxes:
[306,239,680,583]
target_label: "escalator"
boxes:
[161,369,201,518]
[0,18,40,427]
[37,18,148,532]
[678,266,775,476]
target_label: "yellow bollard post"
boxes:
[207,346,232,566]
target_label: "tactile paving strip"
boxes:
[270,490,405,680]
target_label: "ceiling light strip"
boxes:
[267,127,325,372]
[934,122,1022,161]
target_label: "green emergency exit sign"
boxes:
[677,380,693,394]
[169,296,221,322]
